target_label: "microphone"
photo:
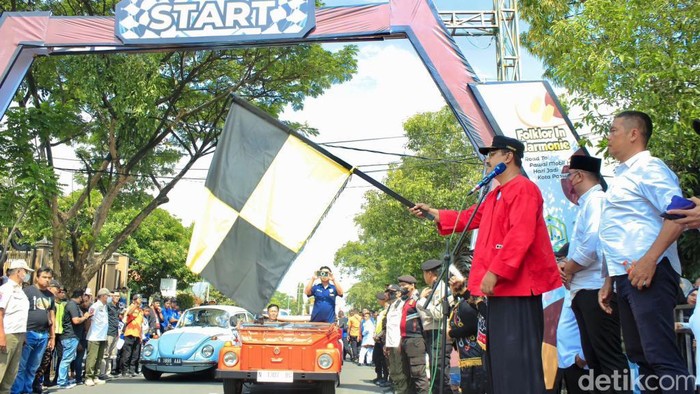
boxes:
[693,119,700,136]
[467,163,506,195]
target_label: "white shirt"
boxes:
[361,319,375,347]
[86,300,109,341]
[599,151,682,276]
[418,281,448,330]
[568,184,606,295]
[385,298,405,348]
[0,279,29,334]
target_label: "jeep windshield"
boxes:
[179,308,230,328]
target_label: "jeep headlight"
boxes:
[223,351,238,367]
[143,344,154,358]
[201,345,215,358]
[317,353,333,370]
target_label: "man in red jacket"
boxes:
[410,135,561,394]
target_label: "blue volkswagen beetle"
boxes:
[140,305,254,380]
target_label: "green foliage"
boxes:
[176,293,195,311]
[336,107,483,309]
[268,291,300,314]
[520,0,700,275]
[116,208,197,296]
[207,287,237,306]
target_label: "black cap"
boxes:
[376,292,388,301]
[397,275,417,284]
[555,243,569,258]
[421,259,442,271]
[385,284,400,292]
[569,155,601,175]
[49,279,61,288]
[478,135,525,158]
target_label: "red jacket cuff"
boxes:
[488,260,518,281]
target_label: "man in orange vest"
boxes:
[119,294,143,378]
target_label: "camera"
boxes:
[317,271,329,278]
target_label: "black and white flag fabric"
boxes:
[186,96,351,313]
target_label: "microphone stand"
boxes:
[422,185,490,394]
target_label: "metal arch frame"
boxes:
[0,0,495,150]
[438,0,522,81]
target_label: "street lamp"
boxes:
[106,254,118,265]
[35,237,53,268]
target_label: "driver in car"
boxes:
[266,304,280,323]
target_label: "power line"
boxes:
[316,129,466,145]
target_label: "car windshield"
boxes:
[179,308,230,328]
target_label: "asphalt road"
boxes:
[42,363,391,394]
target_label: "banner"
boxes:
[115,0,316,44]
[471,81,584,252]
[160,278,178,298]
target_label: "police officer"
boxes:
[398,275,430,394]
[384,284,409,393]
[419,259,452,394]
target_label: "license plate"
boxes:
[158,357,182,366]
[257,370,293,383]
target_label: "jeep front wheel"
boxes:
[223,379,243,394]
[318,381,335,394]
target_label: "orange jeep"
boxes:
[217,321,342,394]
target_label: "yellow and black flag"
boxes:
[186,96,352,313]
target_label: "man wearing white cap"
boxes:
[85,288,111,386]
[0,259,33,394]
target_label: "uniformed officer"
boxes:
[0,260,33,394]
[419,259,452,394]
[384,284,409,393]
[398,275,430,394]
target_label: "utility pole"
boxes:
[438,0,521,81]
[296,282,304,315]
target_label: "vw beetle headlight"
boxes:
[143,344,154,357]
[317,353,333,370]
[201,344,215,358]
[223,351,238,367]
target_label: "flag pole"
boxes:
[229,96,435,220]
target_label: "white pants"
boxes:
[358,346,374,365]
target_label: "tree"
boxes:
[520,0,700,275]
[0,117,58,262]
[114,208,197,296]
[1,0,358,289]
[335,107,483,309]
[268,291,296,313]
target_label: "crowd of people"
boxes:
[0,265,186,394]
[304,111,700,394]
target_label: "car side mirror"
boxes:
[229,316,238,327]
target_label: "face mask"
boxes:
[23,272,32,283]
[107,297,113,304]
[400,287,410,299]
